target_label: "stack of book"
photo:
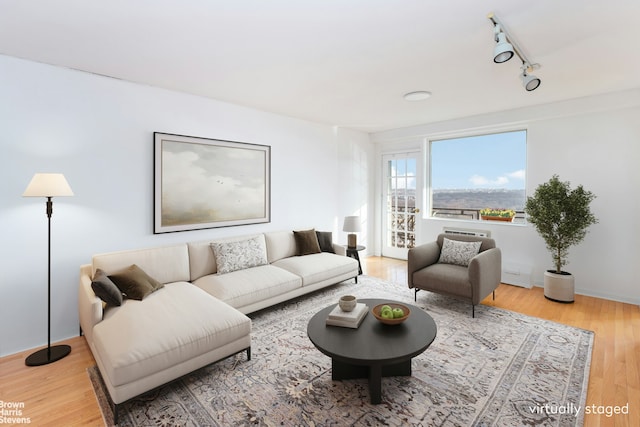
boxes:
[326,302,368,328]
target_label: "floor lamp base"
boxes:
[25,344,71,366]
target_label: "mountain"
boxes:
[432,189,525,211]
[389,188,525,211]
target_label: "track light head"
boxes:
[493,31,514,63]
[521,64,541,91]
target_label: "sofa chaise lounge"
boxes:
[78,230,359,421]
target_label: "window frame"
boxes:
[423,127,528,225]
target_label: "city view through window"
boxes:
[430,130,527,222]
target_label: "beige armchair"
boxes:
[408,234,502,317]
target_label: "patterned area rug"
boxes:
[88,276,593,426]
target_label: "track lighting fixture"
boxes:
[488,12,541,91]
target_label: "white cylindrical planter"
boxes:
[544,271,575,303]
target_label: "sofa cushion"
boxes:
[264,231,298,263]
[91,269,123,306]
[193,265,301,309]
[94,282,250,388]
[187,239,218,281]
[92,244,191,285]
[438,238,482,267]
[210,235,268,274]
[272,252,358,286]
[315,231,335,253]
[108,264,164,300]
[293,229,321,255]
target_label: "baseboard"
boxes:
[530,284,639,306]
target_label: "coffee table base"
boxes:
[331,359,412,404]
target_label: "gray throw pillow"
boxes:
[438,238,482,267]
[91,268,123,306]
[316,231,335,253]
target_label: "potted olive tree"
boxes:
[525,175,597,303]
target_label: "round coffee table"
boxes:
[307,298,437,404]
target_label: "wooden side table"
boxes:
[344,245,365,275]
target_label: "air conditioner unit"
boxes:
[442,227,491,238]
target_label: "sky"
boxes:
[430,130,526,190]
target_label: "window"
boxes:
[429,130,526,223]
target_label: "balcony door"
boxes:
[382,152,421,259]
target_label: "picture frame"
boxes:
[154,132,271,233]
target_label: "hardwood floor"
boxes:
[1,256,637,426]
[0,336,102,426]
[366,256,640,427]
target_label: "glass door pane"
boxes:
[382,153,420,259]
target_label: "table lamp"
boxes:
[342,216,362,248]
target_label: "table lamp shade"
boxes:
[23,173,74,197]
[343,216,361,248]
[342,216,362,233]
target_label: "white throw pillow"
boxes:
[211,235,268,274]
[438,238,482,267]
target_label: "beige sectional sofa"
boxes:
[78,230,358,421]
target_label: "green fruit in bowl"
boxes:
[380,309,394,319]
[380,305,392,313]
[392,308,405,318]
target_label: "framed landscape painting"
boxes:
[154,132,271,233]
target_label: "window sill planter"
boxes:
[481,215,514,222]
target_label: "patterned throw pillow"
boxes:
[438,238,482,267]
[211,235,268,274]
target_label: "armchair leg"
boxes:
[472,304,475,318]
[414,288,419,301]
[493,290,495,300]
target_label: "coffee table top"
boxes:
[307,298,437,366]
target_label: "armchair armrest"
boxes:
[407,242,441,288]
[468,247,502,305]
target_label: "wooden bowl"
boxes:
[372,303,410,325]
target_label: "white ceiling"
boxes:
[1,0,639,132]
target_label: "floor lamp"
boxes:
[23,173,74,366]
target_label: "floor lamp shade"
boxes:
[23,173,74,366]
[343,216,362,248]
[23,173,74,197]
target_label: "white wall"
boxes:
[0,55,374,357]
[372,89,640,305]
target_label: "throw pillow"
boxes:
[438,238,482,267]
[210,235,268,274]
[91,268,123,306]
[293,229,321,256]
[315,231,335,253]
[108,264,164,301]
